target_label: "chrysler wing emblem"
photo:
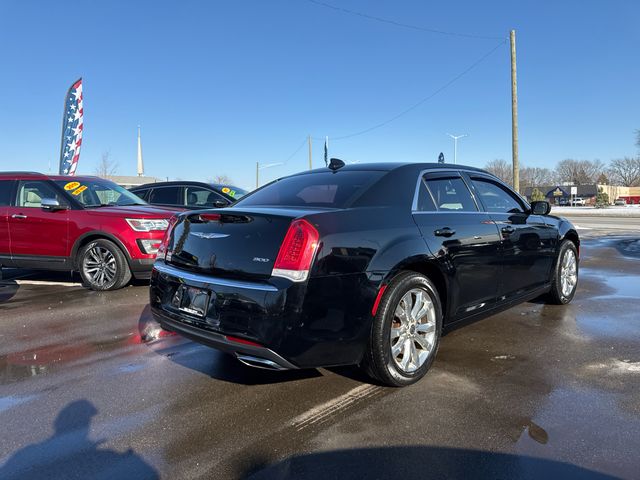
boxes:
[190,232,230,239]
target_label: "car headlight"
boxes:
[125,218,169,232]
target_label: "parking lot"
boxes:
[1,232,639,479]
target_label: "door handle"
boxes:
[434,227,455,237]
[11,214,27,219]
[501,226,516,235]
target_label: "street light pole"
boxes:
[447,133,468,164]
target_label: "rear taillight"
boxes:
[272,219,320,282]
[156,215,179,260]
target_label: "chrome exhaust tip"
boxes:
[236,354,289,371]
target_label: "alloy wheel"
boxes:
[560,249,577,298]
[390,288,437,373]
[83,246,117,287]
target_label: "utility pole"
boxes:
[510,29,519,193]
[447,133,468,164]
[308,135,312,170]
[256,161,259,189]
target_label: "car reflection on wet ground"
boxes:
[0,236,639,479]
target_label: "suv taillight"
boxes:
[271,219,320,282]
[156,215,179,260]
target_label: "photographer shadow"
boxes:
[0,400,159,480]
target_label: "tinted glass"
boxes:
[17,181,65,208]
[415,178,436,211]
[236,171,385,208]
[149,187,180,205]
[186,187,227,207]
[54,179,146,207]
[132,188,150,201]
[212,185,248,200]
[425,177,477,212]
[471,178,525,214]
[0,180,15,206]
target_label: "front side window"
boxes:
[18,181,65,208]
[425,177,477,212]
[236,171,385,208]
[186,187,227,207]
[54,179,146,208]
[471,178,525,214]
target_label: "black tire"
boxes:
[362,271,443,387]
[78,239,131,291]
[547,240,579,305]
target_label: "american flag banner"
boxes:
[58,78,84,175]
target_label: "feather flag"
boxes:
[324,136,329,167]
[58,78,84,175]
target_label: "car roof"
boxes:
[0,171,109,181]
[130,180,211,189]
[287,162,489,176]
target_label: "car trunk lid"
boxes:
[165,207,324,280]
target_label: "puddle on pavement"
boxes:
[0,394,37,413]
[515,386,640,477]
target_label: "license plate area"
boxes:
[171,285,210,318]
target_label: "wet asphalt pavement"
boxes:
[1,235,639,479]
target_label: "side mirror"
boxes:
[531,201,551,215]
[213,200,229,208]
[41,198,67,212]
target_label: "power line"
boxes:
[320,39,507,141]
[281,137,308,164]
[306,0,505,41]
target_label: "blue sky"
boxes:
[0,0,638,189]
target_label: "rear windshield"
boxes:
[236,171,384,208]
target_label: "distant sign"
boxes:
[547,186,569,198]
[570,186,577,195]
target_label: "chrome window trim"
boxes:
[153,261,279,292]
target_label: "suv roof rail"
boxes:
[0,171,44,176]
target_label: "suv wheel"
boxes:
[78,239,131,291]
[362,272,443,387]
[547,240,578,304]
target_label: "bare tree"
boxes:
[608,157,640,187]
[94,151,117,177]
[555,159,603,185]
[519,167,555,190]
[484,159,512,185]
[635,129,640,150]
[208,175,233,185]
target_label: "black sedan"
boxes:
[130,181,248,210]
[149,161,579,386]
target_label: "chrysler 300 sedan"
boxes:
[149,161,579,386]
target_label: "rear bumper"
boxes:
[150,261,377,368]
[152,307,298,369]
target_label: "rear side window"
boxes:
[149,187,180,205]
[425,177,477,212]
[133,188,150,201]
[0,180,15,206]
[236,171,385,208]
[471,178,525,214]
[415,178,437,212]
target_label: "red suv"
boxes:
[0,172,178,290]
